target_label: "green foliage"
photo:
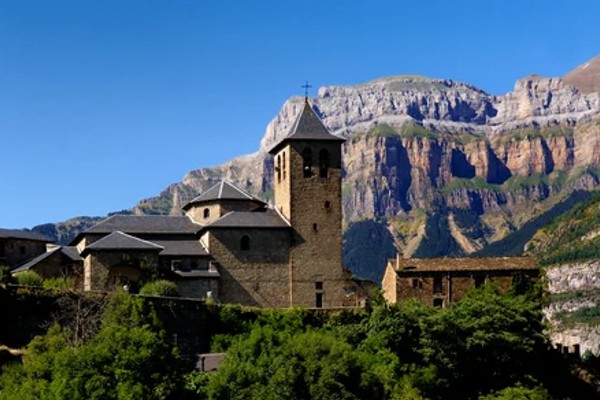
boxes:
[475,190,591,257]
[0,265,14,285]
[442,177,500,193]
[555,305,600,327]
[0,293,183,400]
[42,277,74,289]
[479,385,554,400]
[15,271,44,287]
[140,280,179,297]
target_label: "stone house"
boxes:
[19,100,357,308]
[0,229,53,269]
[382,253,539,307]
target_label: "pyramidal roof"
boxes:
[83,231,164,254]
[183,180,266,210]
[268,100,345,154]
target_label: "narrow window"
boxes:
[324,201,331,209]
[0,242,4,257]
[19,246,26,255]
[203,208,210,219]
[240,235,250,251]
[276,155,282,183]
[302,148,313,178]
[433,276,443,294]
[315,281,323,290]
[316,292,323,308]
[433,298,443,308]
[319,148,329,178]
[282,152,286,180]
[313,223,318,232]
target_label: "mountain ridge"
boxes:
[32,55,600,281]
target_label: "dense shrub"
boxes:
[15,271,43,287]
[139,280,179,297]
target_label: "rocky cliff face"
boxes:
[37,56,600,273]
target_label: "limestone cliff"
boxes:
[35,56,600,280]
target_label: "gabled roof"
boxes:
[12,246,82,273]
[183,180,266,210]
[83,231,164,254]
[392,257,538,274]
[206,208,291,229]
[0,228,53,243]
[269,100,345,155]
[78,215,201,236]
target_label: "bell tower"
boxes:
[269,99,347,308]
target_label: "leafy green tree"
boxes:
[479,385,554,400]
[419,285,547,399]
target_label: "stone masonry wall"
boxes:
[1,239,47,268]
[85,250,160,291]
[208,228,290,307]
[287,140,348,308]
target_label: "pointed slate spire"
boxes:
[268,101,345,155]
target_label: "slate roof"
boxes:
[80,215,201,236]
[393,257,538,274]
[83,231,164,254]
[0,228,53,243]
[206,208,290,229]
[151,240,209,256]
[269,100,345,154]
[183,180,266,210]
[12,246,82,273]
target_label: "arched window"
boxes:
[276,155,282,183]
[282,152,286,180]
[319,149,329,178]
[240,235,250,251]
[302,148,313,178]
[203,208,210,219]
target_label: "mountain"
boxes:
[564,55,600,94]
[34,56,600,281]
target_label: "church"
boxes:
[15,100,357,308]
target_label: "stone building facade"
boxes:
[382,253,539,307]
[0,229,53,268]
[17,100,357,308]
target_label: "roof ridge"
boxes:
[224,180,254,200]
[218,180,225,198]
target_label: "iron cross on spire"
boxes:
[301,81,312,102]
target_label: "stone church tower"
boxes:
[269,99,348,307]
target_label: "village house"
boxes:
[381,253,539,307]
[14,99,359,308]
[0,229,53,269]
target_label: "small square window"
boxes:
[171,260,182,271]
[19,246,26,255]
[315,282,323,290]
[433,298,443,308]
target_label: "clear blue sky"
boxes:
[1,0,598,229]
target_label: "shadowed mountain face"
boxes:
[34,56,600,280]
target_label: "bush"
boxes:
[42,277,74,289]
[139,280,179,297]
[0,265,14,285]
[15,271,43,287]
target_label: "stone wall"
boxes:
[394,270,529,307]
[177,278,220,299]
[208,228,290,307]
[24,251,83,288]
[0,239,48,268]
[84,250,160,291]
[287,141,348,308]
